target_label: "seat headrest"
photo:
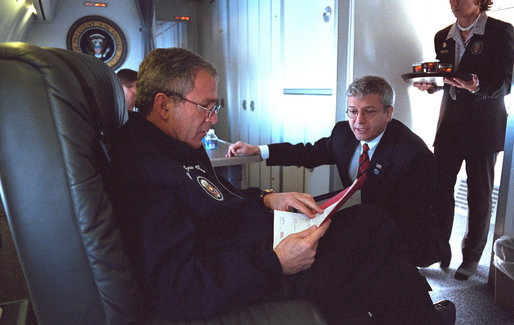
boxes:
[0,42,127,143]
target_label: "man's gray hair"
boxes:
[346,75,395,110]
[136,47,218,116]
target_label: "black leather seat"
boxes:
[0,42,326,325]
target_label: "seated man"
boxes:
[116,68,138,112]
[227,76,447,268]
[111,48,455,324]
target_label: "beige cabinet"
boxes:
[199,0,338,196]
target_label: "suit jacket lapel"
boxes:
[367,124,394,185]
[459,33,485,69]
[438,37,455,65]
[341,136,359,187]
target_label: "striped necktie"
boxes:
[357,143,370,178]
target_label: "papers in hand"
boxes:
[273,175,366,248]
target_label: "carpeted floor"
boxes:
[419,212,514,325]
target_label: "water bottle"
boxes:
[204,129,218,150]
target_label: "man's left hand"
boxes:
[263,192,323,218]
[226,141,261,157]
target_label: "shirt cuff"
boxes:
[259,145,270,160]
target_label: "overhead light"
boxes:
[84,2,107,7]
[28,4,37,15]
[174,16,191,22]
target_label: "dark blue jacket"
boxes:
[111,113,282,321]
[434,16,514,154]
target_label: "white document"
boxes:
[273,190,361,248]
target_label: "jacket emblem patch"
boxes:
[197,176,224,201]
[471,40,483,55]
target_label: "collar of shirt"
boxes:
[349,128,386,181]
[359,129,385,161]
[447,12,487,49]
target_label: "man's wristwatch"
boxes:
[259,189,275,200]
[259,189,275,209]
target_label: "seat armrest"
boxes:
[145,300,327,325]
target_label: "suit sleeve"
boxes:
[476,22,514,99]
[266,125,341,168]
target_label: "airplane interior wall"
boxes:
[23,0,144,71]
[0,0,34,42]
[352,0,454,147]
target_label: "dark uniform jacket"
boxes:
[111,113,281,321]
[267,119,440,266]
[434,16,514,155]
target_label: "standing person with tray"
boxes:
[414,0,514,280]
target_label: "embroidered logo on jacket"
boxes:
[197,176,224,201]
[471,41,483,55]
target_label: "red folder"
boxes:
[318,174,367,225]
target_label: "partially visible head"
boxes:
[137,48,219,148]
[346,76,394,142]
[116,69,138,111]
[117,69,138,85]
[450,0,489,19]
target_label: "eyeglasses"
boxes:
[346,108,382,120]
[164,92,221,117]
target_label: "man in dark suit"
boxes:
[228,75,445,268]
[414,0,513,280]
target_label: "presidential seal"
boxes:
[197,176,224,201]
[66,16,127,70]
